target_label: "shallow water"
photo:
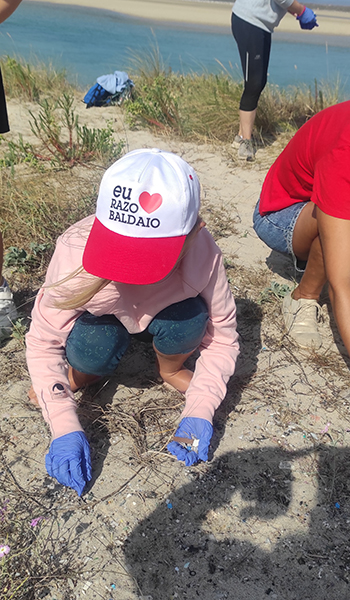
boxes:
[0,1,348,97]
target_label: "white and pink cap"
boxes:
[83,148,201,284]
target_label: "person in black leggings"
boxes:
[231,0,318,161]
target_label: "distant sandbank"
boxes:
[28,0,350,38]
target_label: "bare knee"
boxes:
[292,202,319,261]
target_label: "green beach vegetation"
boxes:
[0,56,124,279]
[0,51,342,298]
[0,55,74,102]
[0,51,343,271]
[125,46,342,141]
[1,51,343,144]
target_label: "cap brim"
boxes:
[83,218,186,285]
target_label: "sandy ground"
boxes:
[27,0,350,38]
[2,96,350,599]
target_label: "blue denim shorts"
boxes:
[65,296,209,376]
[253,198,308,270]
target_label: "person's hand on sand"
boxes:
[297,6,318,30]
[45,431,92,496]
[167,417,213,466]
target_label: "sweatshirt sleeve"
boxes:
[274,0,294,8]
[181,251,240,423]
[26,288,84,439]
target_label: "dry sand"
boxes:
[28,0,350,37]
[2,96,350,599]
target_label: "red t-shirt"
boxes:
[259,101,350,219]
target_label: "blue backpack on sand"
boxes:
[83,70,134,108]
[83,83,114,108]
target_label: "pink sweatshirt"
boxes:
[26,215,239,439]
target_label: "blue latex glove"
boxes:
[167,417,213,466]
[297,7,318,30]
[45,431,92,496]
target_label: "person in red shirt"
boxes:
[253,101,350,351]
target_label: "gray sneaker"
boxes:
[237,139,255,161]
[232,134,243,149]
[0,281,18,341]
[282,292,322,349]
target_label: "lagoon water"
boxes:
[0,1,349,97]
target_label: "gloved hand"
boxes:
[297,6,318,30]
[45,431,92,496]
[167,417,213,466]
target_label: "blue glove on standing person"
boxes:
[45,431,92,496]
[167,417,213,466]
[297,6,318,30]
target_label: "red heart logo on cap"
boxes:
[139,191,163,213]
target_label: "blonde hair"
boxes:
[49,216,203,311]
[47,267,111,310]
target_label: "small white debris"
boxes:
[279,461,292,470]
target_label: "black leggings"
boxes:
[231,13,271,112]
[0,67,9,134]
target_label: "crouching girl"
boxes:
[26,148,239,495]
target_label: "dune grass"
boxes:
[0,55,75,102]
[0,60,124,294]
[1,51,343,145]
[125,46,343,142]
[0,51,343,293]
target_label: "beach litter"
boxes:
[172,436,199,452]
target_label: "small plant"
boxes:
[258,281,291,304]
[223,258,235,269]
[4,243,52,272]
[3,246,28,269]
[76,121,124,161]
[11,318,28,345]
[0,135,39,169]
[126,73,183,133]
[29,93,124,166]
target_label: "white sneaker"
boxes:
[237,139,255,162]
[0,281,18,341]
[282,292,322,349]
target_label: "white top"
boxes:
[232,0,295,33]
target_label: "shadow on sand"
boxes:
[124,445,350,600]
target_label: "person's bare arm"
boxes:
[0,0,22,24]
[317,207,350,355]
[287,1,306,17]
